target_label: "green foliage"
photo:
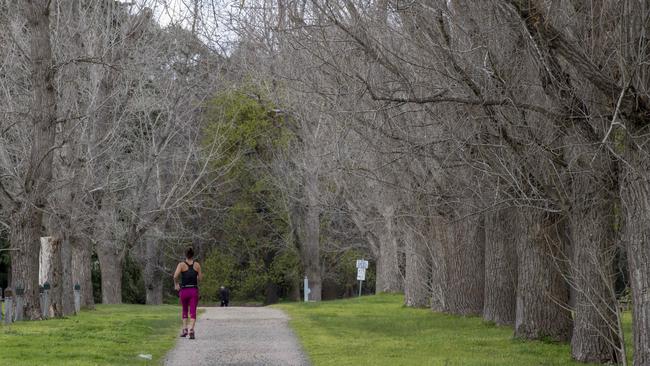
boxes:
[203,87,293,179]
[200,250,237,302]
[0,304,179,365]
[277,294,634,366]
[322,249,375,297]
[91,253,102,304]
[90,253,145,304]
[268,249,302,289]
[201,87,299,303]
[201,246,302,303]
[122,254,145,304]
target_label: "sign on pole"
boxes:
[356,268,366,281]
[356,259,368,297]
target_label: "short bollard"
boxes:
[74,283,81,314]
[39,286,45,318]
[303,276,311,302]
[14,286,24,321]
[4,289,13,324]
[42,282,50,319]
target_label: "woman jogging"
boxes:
[173,247,202,339]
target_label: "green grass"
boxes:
[0,304,181,366]
[276,294,633,366]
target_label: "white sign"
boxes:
[356,259,369,269]
[357,268,366,281]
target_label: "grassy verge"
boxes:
[276,294,632,366]
[0,304,180,366]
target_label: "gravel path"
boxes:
[163,307,311,366]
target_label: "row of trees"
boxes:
[221,0,650,365]
[0,0,230,315]
[3,1,650,365]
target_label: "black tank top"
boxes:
[180,261,198,288]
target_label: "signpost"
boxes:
[356,259,368,297]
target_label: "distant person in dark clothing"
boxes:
[219,286,230,307]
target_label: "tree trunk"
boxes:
[483,208,518,325]
[404,227,430,307]
[443,214,485,316]
[620,147,650,366]
[8,0,58,322]
[290,279,301,301]
[569,200,620,363]
[143,236,162,305]
[376,235,402,293]
[10,209,43,320]
[50,0,82,318]
[42,233,75,317]
[145,272,163,306]
[265,282,279,305]
[515,210,571,341]
[96,243,123,304]
[71,238,95,309]
[295,170,321,301]
[376,206,403,293]
[47,237,64,317]
[430,216,448,312]
[567,141,621,363]
[59,237,75,315]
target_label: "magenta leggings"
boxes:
[179,287,199,319]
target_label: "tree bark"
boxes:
[620,147,650,366]
[515,210,572,341]
[567,141,621,363]
[45,236,73,317]
[430,216,448,312]
[443,214,485,316]
[145,272,163,305]
[96,243,123,304]
[59,237,75,315]
[375,206,403,293]
[404,227,430,307]
[143,236,162,305]
[41,233,75,317]
[483,208,518,325]
[295,169,321,301]
[46,237,64,317]
[9,0,58,320]
[71,237,95,308]
[10,209,43,320]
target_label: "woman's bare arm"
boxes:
[196,262,203,282]
[173,263,182,290]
